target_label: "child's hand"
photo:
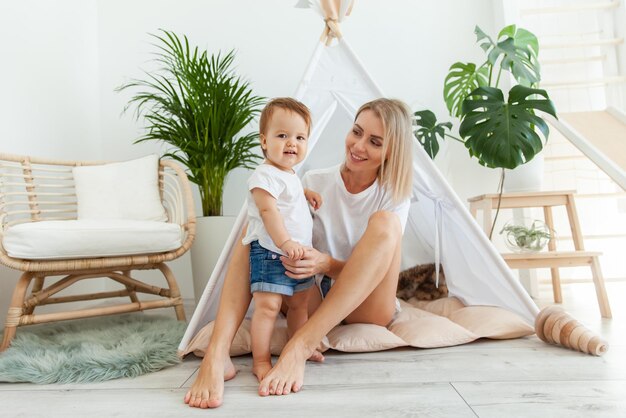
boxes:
[280,240,304,260]
[304,189,322,210]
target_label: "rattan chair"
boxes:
[0,153,196,351]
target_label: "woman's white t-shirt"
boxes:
[301,164,410,263]
[242,164,313,255]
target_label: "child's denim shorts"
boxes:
[249,240,315,296]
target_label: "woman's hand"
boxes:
[281,247,330,279]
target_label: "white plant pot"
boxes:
[503,152,544,193]
[190,216,236,306]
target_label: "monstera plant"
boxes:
[414,25,557,237]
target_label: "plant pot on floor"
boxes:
[190,216,236,306]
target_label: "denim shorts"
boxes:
[249,240,315,296]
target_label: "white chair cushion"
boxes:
[3,220,182,260]
[72,155,167,222]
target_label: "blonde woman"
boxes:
[184,98,414,408]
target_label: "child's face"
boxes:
[260,108,309,172]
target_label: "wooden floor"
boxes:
[1,282,624,417]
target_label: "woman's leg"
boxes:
[343,236,401,326]
[259,211,402,396]
[184,230,252,409]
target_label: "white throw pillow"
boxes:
[73,155,167,221]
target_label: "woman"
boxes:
[184,98,414,408]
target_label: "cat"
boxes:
[396,263,448,301]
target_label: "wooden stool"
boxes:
[468,191,612,318]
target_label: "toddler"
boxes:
[242,97,322,380]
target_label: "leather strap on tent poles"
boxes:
[320,0,354,45]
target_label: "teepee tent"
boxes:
[178,0,539,353]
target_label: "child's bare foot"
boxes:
[259,339,311,396]
[184,354,236,409]
[252,360,273,382]
[308,350,325,363]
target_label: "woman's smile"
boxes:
[344,109,385,175]
[349,151,366,162]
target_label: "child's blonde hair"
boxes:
[355,98,413,204]
[259,97,312,136]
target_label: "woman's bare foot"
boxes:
[258,340,312,396]
[308,350,325,363]
[252,360,272,382]
[184,354,236,409]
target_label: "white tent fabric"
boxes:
[178,1,539,353]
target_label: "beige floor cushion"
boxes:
[184,297,535,357]
[3,220,182,259]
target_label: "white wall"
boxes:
[0,0,101,326]
[0,0,502,325]
[0,0,100,158]
[97,0,501,207]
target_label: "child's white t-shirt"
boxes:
[242,163,313,255]
[301,164,410,263]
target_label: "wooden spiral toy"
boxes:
[535,306,608,356]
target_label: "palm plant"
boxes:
[117,30,264,216]
[414,25,557,238]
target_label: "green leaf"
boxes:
[507,26,539,57]
[413,110,453,159]
[459,85,557,169]
[443,62,489,118]
[497,24,517,40]
[117,30,265,216]
[475,25,541,85]
[475,26,495,54]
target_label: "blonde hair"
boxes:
[355,98,413,204]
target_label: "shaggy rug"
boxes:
[0,313,186,384]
